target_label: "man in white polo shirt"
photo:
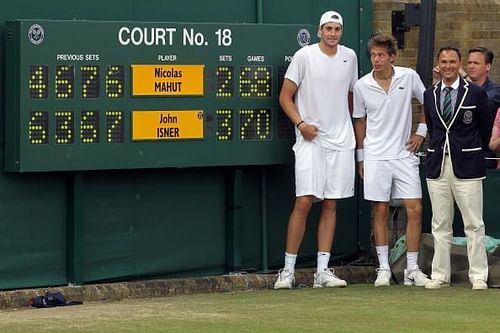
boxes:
[353,33,430,287]
[274,10,358,289]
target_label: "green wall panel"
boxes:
[0,0,372,290]
[0,173,67,290]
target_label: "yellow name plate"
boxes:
[131,64,205,96]
[132,110,204,140]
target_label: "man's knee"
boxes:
[405,200,423,220]
[373,202,389,219]
[293,196,314,214]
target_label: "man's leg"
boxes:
[372,202,393,287]
[451,178,488,288]
[317,199,337,253]
[274,195,313,290]
[286,195,314,254]
[425,158,455,287]
[312,198,347,288]
[403,198,423,260]
[402,198,430,286]
[373,201,390,268]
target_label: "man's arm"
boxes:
[406,105,426,153]
[348,91,354,115]
[279,79,318,140]
[353,116,366,178]
[489,108,500,152]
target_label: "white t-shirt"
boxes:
[285,43,358,150]
[353,66,425,160]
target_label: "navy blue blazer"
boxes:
[423,78,492,179]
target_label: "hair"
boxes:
[367,32,398,56]
[437,46,461,60]
[468,46,494,64]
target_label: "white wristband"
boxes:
[415,123,427,138]
[356,149,364,162]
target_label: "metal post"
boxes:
[260,167,270,272]
[416,0,437,87]
[226,168,242,271]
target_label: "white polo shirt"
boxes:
[285,43,358,151]
[353,66,425,160]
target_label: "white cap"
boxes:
[319,10,343,27]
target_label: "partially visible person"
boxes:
[274,10,358,290]
[434,47,499,168]
[423,46,491,290]
[489,107,500,167]
[353,33,430,287]
[467,47,500,168]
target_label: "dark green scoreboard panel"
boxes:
[5,20,314,172]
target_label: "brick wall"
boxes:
[372,0,500,127]
[373,0,500,83]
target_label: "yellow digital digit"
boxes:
[29,65,48,99]
[216,66,233,98]
[81,66,100,98]
[256,109,271,139]
[55,65,74,99]
[106,65,124,98]
[216,109,233,140]
[55,111,74,144]
[106,111,124,143]
[81,111,99,143]
[254,67,271,97]
[28,111,48,144]
[239,66,272,97]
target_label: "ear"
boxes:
[486,63,492,72]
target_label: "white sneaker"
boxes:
[274,269,295,290]
[472,280,488,290]
[425,279,449,289]
[313,268,347,288]
[404,267,431,287]
[374,268,392,287]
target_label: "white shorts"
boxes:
[363,155,422,202]
[293,140,354,200]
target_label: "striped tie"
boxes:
[442,87,453,124]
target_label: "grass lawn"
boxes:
[0,284,498,332]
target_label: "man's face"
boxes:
[467,51,490,83]
[318,23,342,47]
[438,50,461,83]
[370,46,394,73]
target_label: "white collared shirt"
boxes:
[285,43,358,150]
[440,77,460,112]
[352,66,425,160]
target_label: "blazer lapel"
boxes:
[432,82,446,126]
[454,78,469,112]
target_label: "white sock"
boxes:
[406,251,419,271]
[316,252,331,273]
[284,252,297,273]
[376,245,390,270]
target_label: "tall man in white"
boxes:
[274,10,358,289]
[353,33,430,287]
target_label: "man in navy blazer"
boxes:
[423,46,491,290]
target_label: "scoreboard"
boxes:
[5,20,314,172]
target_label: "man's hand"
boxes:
[298,123,319,141]
[495,112,500,130]
[406,134,424,153]
[433,65,468,83]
